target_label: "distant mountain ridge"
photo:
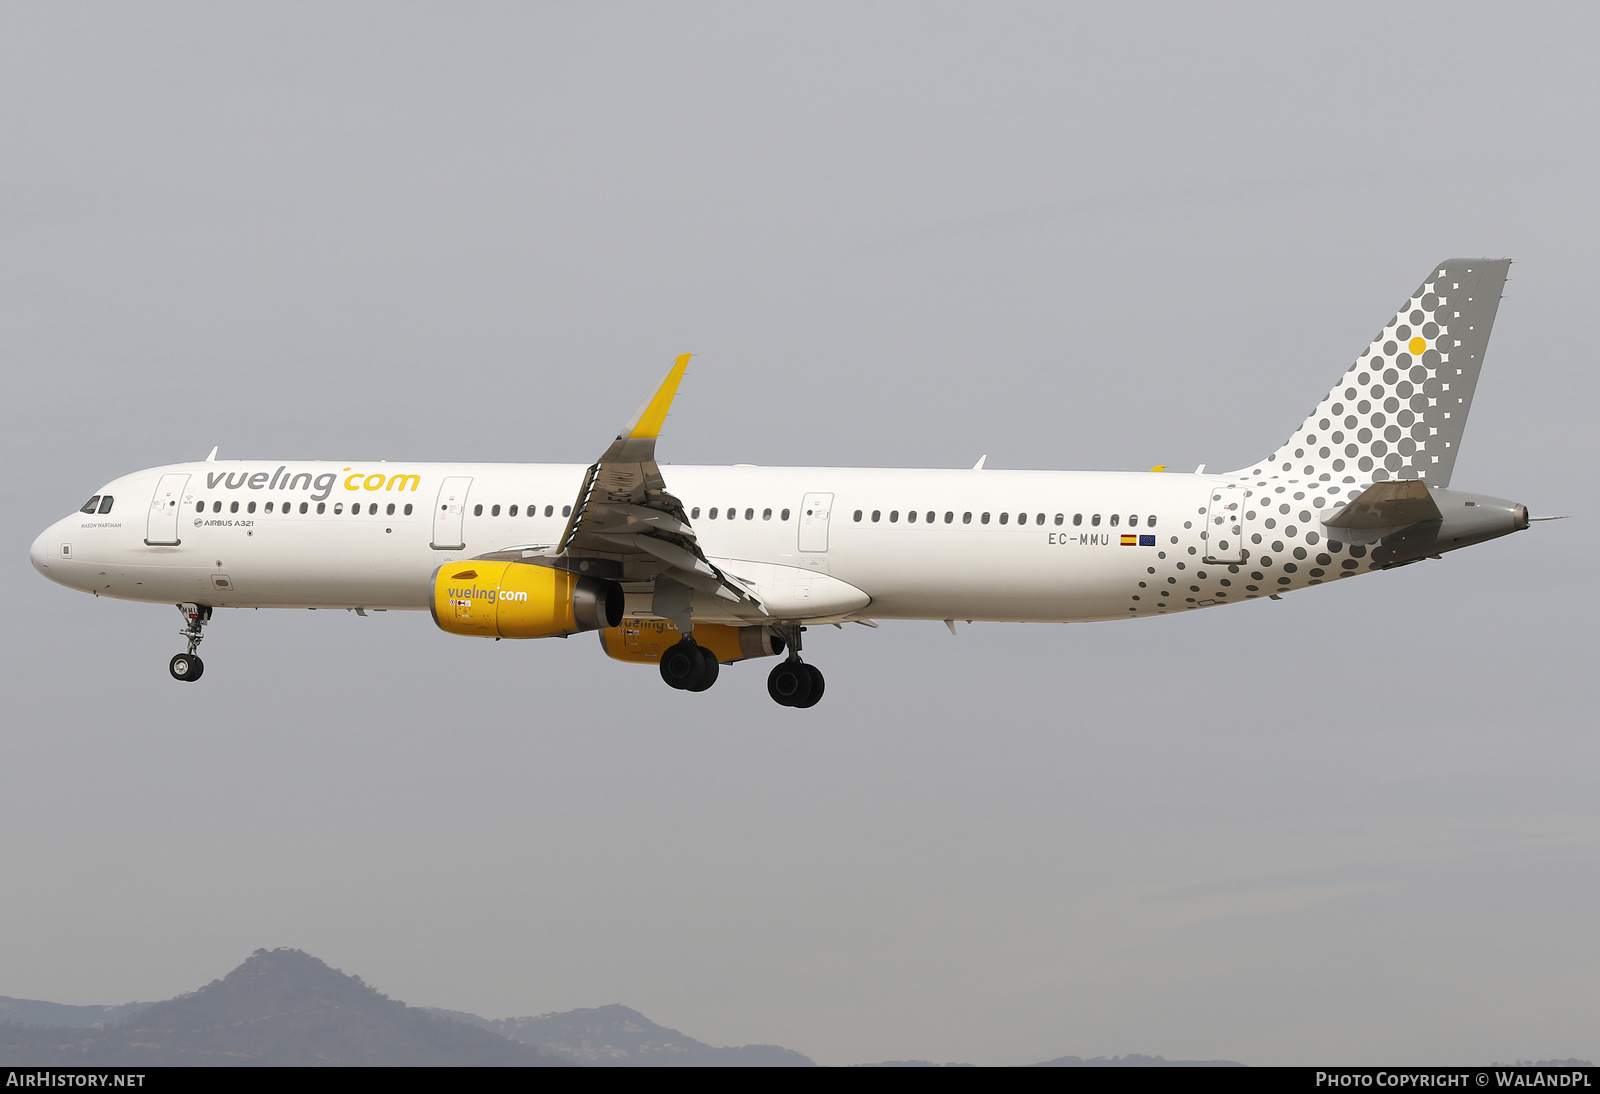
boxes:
[0,997,151,1030]
[1033,1053,1244,1066]
[0,948,1266,1066]
[431,1002,814,1066]
[0,949,562,1066]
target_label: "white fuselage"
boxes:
[32,459,1265,625]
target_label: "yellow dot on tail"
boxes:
[1408,336,1426,354]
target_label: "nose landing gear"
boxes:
[169,602,210,682]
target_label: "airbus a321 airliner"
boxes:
[32,260,1530,708]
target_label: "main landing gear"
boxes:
[169,602,210,682]
[659,639,719,693]
[656,625,827,708]
[767,659,824,708]
[767,624,824,708]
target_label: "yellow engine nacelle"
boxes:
[599,619,785,665]
[430,561,623,639]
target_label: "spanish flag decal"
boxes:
[1121,535,1137,546]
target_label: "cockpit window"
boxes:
[97,496,114,514]
[80,496,101,514]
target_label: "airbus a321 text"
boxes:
[32,260,1532,708]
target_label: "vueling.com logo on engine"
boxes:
[445,572,528,605]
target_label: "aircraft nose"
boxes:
[29,523,53,576]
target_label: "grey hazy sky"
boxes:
[2,2,1596,1066]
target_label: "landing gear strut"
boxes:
[169,602,210,682]
[767,625,824,708]
[659,639,719,692]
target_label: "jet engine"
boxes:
[430,561,623,639]
[599,619,785,665]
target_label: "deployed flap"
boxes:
[551,355,761,613]
[1321,480,1443,543]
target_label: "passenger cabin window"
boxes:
[473,504,483,516]
[780,509,790,521]
[509,505,518,516]
[387,503,395,516]
[691,507,700,518]
[491,504,501,516]
[1091,514,1101,526]
[709,507,719,519]
[213,501,222,513]
[871,510,881,522]
[266,502,274,513]
[745,508,754,520]
[981,512,990,524]
[999,512,1009,525]
[334,503,344,515]
[853,510,863,522]
[316,502,325,514]
[1073,513,1082,526]
[962,512,971,524]
[80,496,101,514]
[889,510,899,523]
[247,501,256,513]
[907,510,917,523]
[763,508,772,520]
[196,502,205,514]
[1110,514,1119,527]
[562,505,571,516]
[1054,514,1063,525]
[944,512,953,523]
[404,504,413,516]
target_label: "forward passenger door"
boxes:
[144,473,189,546]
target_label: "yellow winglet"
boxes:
[625,353,691,440]
[1149,465,1167,473]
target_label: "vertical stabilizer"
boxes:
[1239,259,1509,487]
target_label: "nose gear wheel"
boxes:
[169,653,204,682]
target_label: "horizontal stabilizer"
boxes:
[1321,480,1442,543]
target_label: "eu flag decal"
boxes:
[1139,535,1156,546]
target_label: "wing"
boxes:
[548,355,763,622]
